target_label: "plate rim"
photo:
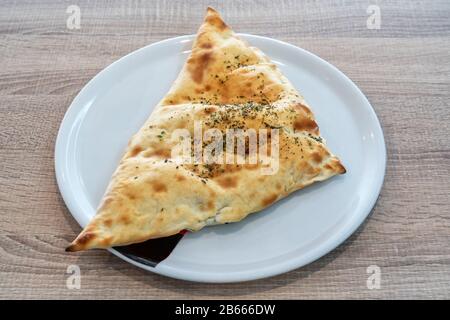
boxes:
[55,33,386,283]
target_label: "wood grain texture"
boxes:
[0,0,449,299]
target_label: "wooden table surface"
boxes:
[1,0,449,299]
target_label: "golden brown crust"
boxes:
[67,7,346,252]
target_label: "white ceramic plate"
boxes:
[55,34,386,283]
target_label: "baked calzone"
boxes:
[66,7,345,252]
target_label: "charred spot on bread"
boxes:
[152,181,168,193]
[188,51,214,84]
[262,194,278,207]
[216,176,238,188]
[293,118,319,133]
[129,145,143,157]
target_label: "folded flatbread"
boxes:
[66,7,345,252]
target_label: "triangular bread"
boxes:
[66,7,345,252]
